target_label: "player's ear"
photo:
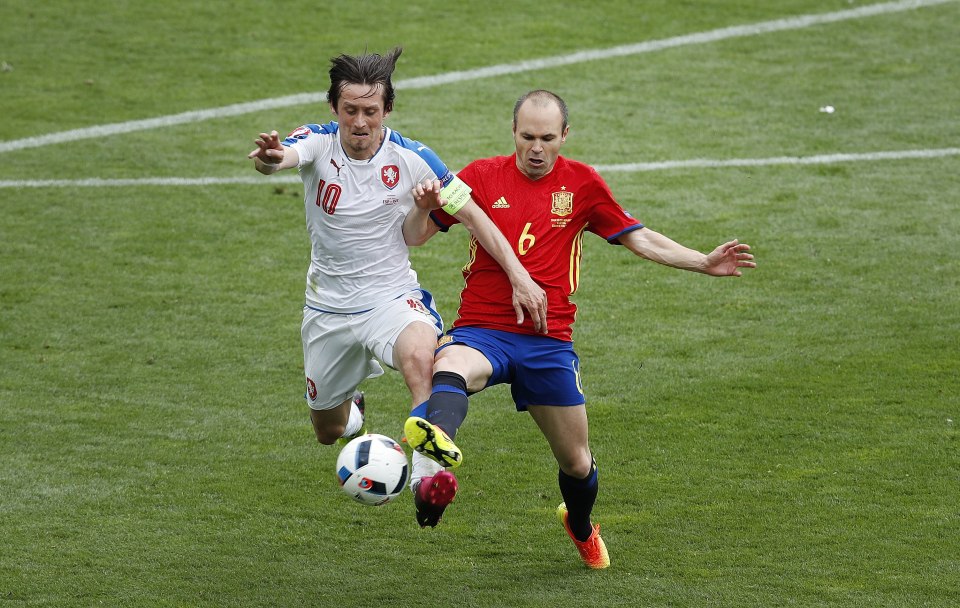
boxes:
[560,125,570,143]
[330,102,338,116]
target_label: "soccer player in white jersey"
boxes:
[247,48,546,522]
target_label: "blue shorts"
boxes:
[439,326,585,410]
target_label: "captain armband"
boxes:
[439,175,472,215]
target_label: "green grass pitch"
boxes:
[1,1,958,606]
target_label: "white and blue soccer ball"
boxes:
[336,434,409,506]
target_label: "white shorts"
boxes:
[301,289,443,411]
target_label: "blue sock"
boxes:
[410,401,428,419]
[425,371,468,440]
[558,459,598,542]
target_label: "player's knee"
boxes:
[408,345,435,375]
[560,451,594,479]
[394,323,438,366]
[564,461,593,480]
[399,345,435,390]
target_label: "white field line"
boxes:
[591,147,960,172]
[2,148,957,188]
[0,0,954,155]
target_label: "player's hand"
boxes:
[511,274,548,334]
[247,130,285,165]
[412,179,443,210]
[702,239,755,276]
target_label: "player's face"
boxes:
[332,83,391,160]
[512,100,568,180]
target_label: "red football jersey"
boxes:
[433,154,642,341]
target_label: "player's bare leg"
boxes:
[391,321,438,407]
[310,393,363,445]
[527,405,592,478]
[529,404,609,568]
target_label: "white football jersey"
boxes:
[283,123,452,313]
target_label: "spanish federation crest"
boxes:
[551,190,574,216]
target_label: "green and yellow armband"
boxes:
[439,175,472,215]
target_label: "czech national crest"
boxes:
[381,165,400,189]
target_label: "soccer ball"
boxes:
[335,434,409,506]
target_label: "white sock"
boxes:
[341,402,363,438]
[410,451,442,490]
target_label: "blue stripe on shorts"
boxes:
[416,289,444,334]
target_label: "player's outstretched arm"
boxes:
[247,130,299,174]
[619,227,755,276]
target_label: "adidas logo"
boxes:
[492,197,510,209]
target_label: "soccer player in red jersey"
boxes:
[403,90,755,567]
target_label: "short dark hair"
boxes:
[327,47,403,112]
[513,89,569,131]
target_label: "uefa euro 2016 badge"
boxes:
[381,165,400,190]
[551,189,573,216]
